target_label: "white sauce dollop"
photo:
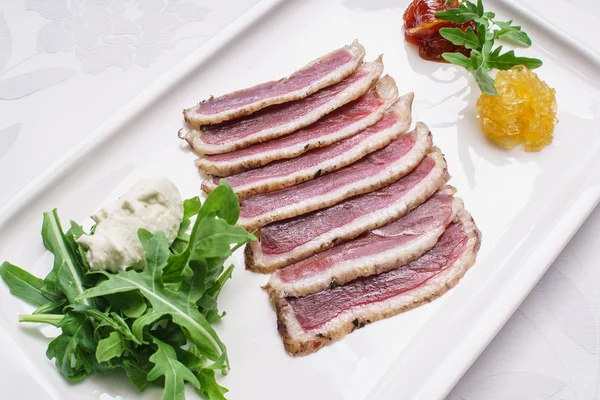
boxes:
[77,177,183,273]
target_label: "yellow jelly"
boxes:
[476,66,557,151]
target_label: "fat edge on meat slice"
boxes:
[244,147,450,273]
[194,75,400,177]
[274,209,481,356]
[181,57,384,155]
[264,187,463,298]
[183,40,366,126]
[201,91,414,200]
[236,119,430,231]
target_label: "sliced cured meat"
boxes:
[194,76,400,177]
[203,92,414,199]
[238,121,430,231]
[265,187,461,297]
[183,41,365,126]
[245,147,449,273]
[273,209,481,356]
[182,59,384,154]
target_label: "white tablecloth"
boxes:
[0,1,598,399]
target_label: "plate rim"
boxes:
[1,1,599,399]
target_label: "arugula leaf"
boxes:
[96,331,125,363]
[476,0,484,16]
[33,299,66,315]
[82,231,227,362]
[172,197,202,254]
[494,20,532,46]
[19,313,64,326]
[171,238,189,255]
[441,52,482,72]
[474,65,497,95]
[486,47,542,70]
[46,312,96,382]
[434,7,480,24]
[123,357,154,392]
[482,34,494,57]
[435,0,542,95]
[42,210,90,305]
[67,220,93,271]
[439,27,480,49]
[499,29,531,46]
[477,18,487,43]
[191,217,255,260]
[197,369,228,400]
[183,197,202,220]
[0,261,62,306]
[175,347,228,399]
[165,182,254,283]
[206,264,234,303]
[70,305,141,344]
[202,265,234,324]
[106,291,147,318]
[197,181,240,225]
[132,311,169,341]
[154,320,188,348]
[147,337,201,400]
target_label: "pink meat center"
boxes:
[201,69,370,144]
[204,90,383,163]
[277,192,454,283]
[225,111,399,188]
[239,126,416,219]
[196,48,354,115]
[258,155,435,255]
[288,222,468,331]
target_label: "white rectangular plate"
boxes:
[1,0,599,399]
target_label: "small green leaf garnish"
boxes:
[441,52,481,72]
[486,46,542,70]
[96,331,125,363]
[435,0,542,95]
[0,262,62,306]
[435,7,480,24]
[439,27,480,50]
[147,337,201,400]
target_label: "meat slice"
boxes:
[183,41,365,126]
[182,59,384,154]
[273,209,481,356]
[245,147,449,273]
[194,76,400,177]
[203,92,414,199]
[265,187,461,297]
[238,121,431,231]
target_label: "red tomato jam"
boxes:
[403,0,474,61]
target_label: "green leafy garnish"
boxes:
[0,180,253,399]
[147,337,202,400]
[45,312,97,381]
[82,230,229,362]
[96,330,126,363]
[435,0,542,95]
[0,262,62,306]
[42,210,92,305]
